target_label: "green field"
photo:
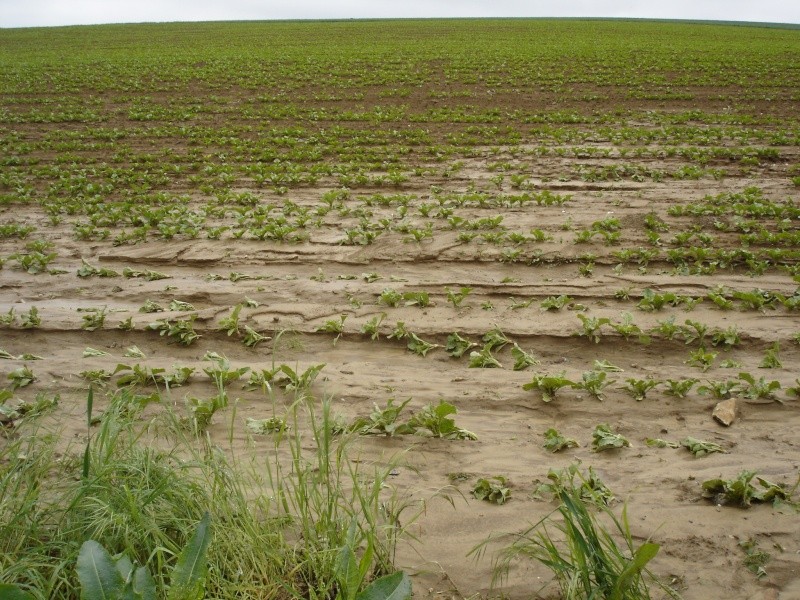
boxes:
[1,18,800,600]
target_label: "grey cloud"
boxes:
[2,0,799,29]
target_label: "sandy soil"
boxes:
[3,155,799,599]
[2,46,800,595]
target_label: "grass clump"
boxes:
[0,389,414,599]
[480,468,675,599]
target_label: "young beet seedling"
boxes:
[540,294,573,311]
[737,372,782,403]
[576,370,615,401]
[710,326,740,350]
[20,307,41,329]
[148,315,200,346]
[242,325,269,348]
[681,437,725,457]
[576,314,611,344]
[482,327,512,351]
[8,366,35,390]
[610,313,650,344]
[446,286,472,308]
[360,313,386,341]
[403,291,432,308]
[468,345,502,368]
[218,305,243,336]
[622,377,659,401]
[523,372,576,403]
[407,400,477,440]
[759,343,782,369]
[702,471,795,508]
[351,397,414,437]
[686,347,716,372]
[663,378,698,399]
[378,288,403,307]
[698,379,739,400]
[316,314,347,345]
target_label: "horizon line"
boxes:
[3,15,799,32]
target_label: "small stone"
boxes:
[713,399,738,427]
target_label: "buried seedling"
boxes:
[472,476,511,505]
[445,332,478,358]
[542,428,579,453]
[681,437,725,457]
[592,424,630,452]
[468,345,502,369]
[148,315,200,346]
[702,470,799,508]
[406,332,439,357]
[351,398,414,437]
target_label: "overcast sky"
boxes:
[2,0,799,29]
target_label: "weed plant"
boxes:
[481,469,675,599]
[0,390,413,599]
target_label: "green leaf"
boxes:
[356,571,412,600]
[115,555,134,580]
[76,540,125,600]
[83,347,110,358]
[83,386,93,480]
[245,417,287,434]
[511,344,539,371]
[167,512,212,600]
[130,566,157,600]
[610,542,660,600]
[543,428,579,453]
[680,437,725,457]
[336,522,361,600]
[0,584,37,600]
[591,424,630,452]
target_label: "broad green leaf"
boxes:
[356,571,412,600]
[115,555,134,580]
[168,512,211,600]
[335,543,360,600]
[76,540,125,600]
[130,566,157,600]
[0,584,37,600]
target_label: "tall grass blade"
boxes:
[611,543,660,600]
[82,386,93,479]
